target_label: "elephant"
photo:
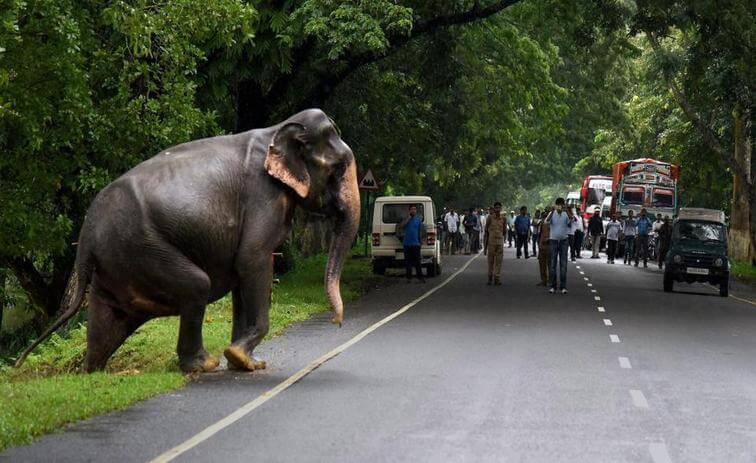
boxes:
[16,109,360,373]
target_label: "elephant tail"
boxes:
[14,244,93,368]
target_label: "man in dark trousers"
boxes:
[657,216,673,269]
[514,206,531,259]
[588,208,604,258]
[397,204,425,283]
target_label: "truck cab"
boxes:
[371,196,442,277]
[663,208,729,296]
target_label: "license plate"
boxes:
[687,267,709,275]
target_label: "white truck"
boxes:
[371,196,442,277]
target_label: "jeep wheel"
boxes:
[425,263,437,277]
[372,261,386,275]
[663,270,673,293]
[719,279,729,297]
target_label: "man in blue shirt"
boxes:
[546,198,570,294]
[634,208,653,268]
[397,204,426,283]
[514,206,531,259]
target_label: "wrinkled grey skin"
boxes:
[16,109,360,373]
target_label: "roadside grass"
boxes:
[0,254,374,451]
[731,260,756,283]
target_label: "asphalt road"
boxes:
[3,248,756,462]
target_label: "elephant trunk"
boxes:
[325,159,360,326]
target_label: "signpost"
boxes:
[358,169,380,257]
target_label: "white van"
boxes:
[371,196,442,276]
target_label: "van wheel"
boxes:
[425,263,437,277]
[719,279,729,297]
[663,270,673,292]
[372,261,386,275]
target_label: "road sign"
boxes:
[359,169,379,191]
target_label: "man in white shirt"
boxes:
[444,209,459,255]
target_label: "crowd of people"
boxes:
[435,200,675,294]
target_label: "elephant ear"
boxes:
[264,122,311,199]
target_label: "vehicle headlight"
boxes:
[673,254,682,264]
[714,257,724,267]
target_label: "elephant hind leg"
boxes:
[85,294,149,372]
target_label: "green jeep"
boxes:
[663,208,729,297]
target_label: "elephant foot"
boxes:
[179,351,220,373]
[224,345,266,371]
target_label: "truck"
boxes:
[610,158,680,218]
[580,175,613,221]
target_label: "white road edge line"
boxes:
[649,442,673,463]
[630,389,650,408]
[148,254,480,463]
[618,357,632,369]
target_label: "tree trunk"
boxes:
[729,105,754,264]
[293,210,333,258]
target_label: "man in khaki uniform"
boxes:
[484,202,506,285]
[537,212,551,286]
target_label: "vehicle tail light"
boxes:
[427,231,436,245]
[372,233,381,246]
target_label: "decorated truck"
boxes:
[610,158,680,218]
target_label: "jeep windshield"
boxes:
[674,221,726,243]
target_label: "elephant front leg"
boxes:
[177,305,220,373]
[224,264,272,372]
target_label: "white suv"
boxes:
[371,196,442,277]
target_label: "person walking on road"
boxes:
[484,202,506,285]
[546,198,570,294]
[588,208,604,258]
[537,212,551,286]
[531,209,541,258]
[605,213,622,264]
[623,210,637,265]
[443,208,459,255]
[397,204,426,283]
[515,206,531,259]
[657,216,673,269]
[635,208,653,268]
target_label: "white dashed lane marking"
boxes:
[649,443,673,463]
[587,283,593,287]
[603,319,612,326]
[597,306,605,312]
[610,334,620,343]
[591,289,597,293]
[619,357,632,369]
[583,277,589,281]
[630,389,649,408]
[594,296,601,301]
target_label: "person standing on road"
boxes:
[507,211,516,248]
[479,208,487,252]
[546,198,570,294]
[588,209,604,259]
[464,208,479,255]
[531,209,541,258]
[514,206,531,259]
[622,210,637,265]
[605,213,622,264]
[635,208,653,268]
[484,202,506,285]
[444,208,459,255]
[573,207,585,260]
[651,213,664,259]
[567,207,578,262]
[537,212,551,286]
[397,204,426,283]
[657,215,673,269]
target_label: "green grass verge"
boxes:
[0,254,374,451]
[731,260,756,282]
